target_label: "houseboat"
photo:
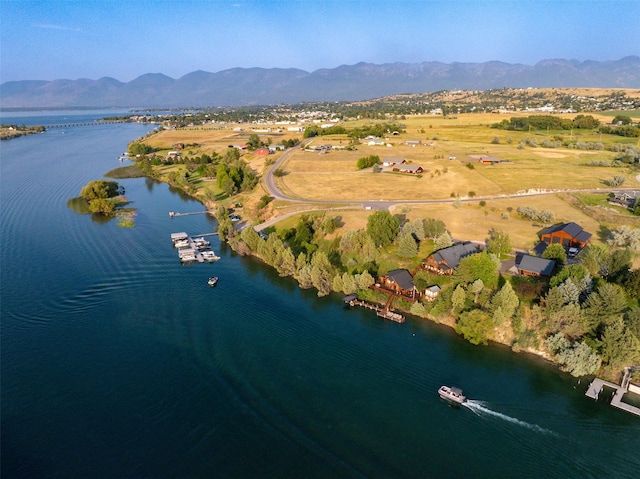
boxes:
[201,250,220,261]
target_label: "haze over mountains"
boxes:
[2,57,639,109]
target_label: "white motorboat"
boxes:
[438,386,467,404]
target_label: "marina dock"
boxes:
[585,367,640,417]
[171,232,220,263]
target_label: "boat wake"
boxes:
[462,400,555,435]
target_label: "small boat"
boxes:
[438,386,467,404]
[201,250,220,261]
[208,276,218,287]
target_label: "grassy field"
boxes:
[146,111,640,264]
[279,142,630,201]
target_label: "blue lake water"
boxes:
[1,115,639,478]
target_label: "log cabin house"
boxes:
[378,269,421,300]
[538,222,592,249]
[421,242,479,275]
[515,253,556,279]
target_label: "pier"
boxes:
[585,367,640,417]
[346,298,405,323]
[169,210,214,218]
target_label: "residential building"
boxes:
[421,242,479,275]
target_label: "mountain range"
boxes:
[2,57,639,109]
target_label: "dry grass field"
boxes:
[278,142,630,201]
[145,111,639,266]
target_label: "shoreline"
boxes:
[123,121,639,386]
[160,176,563,374]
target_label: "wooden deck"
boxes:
[585,367,640,417]
[347,298,405,323]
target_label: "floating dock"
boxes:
[585,367,640,417]
[171,232,219,263]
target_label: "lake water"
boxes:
[1,115,639,478]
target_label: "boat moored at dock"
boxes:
[438,386,467,404]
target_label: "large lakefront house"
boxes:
[420,241,480,275]
[538,222,592,249]
[378,269,422,300]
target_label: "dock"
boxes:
[169,210,214,218]
[585,367,640,417]
[171,232,220,264]
[347,298,405,323]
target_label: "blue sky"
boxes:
[1,0,639,83]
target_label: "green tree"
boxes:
[310,251,333,296]
[580,244,610,277]
[332,274,344,294]
[295,217,315,247]
[621,270,640,300]
[216,164,235,196]
[625,307,640,339]
[454,251,500,289]
[247,133,261,150]
[356,270,375,290]
[423,218,446,240]
[471,279,484,304]
[88,198,115,214]
[366,211,399,247]
[80,180,119,201]
[277,247,297,277]
[487,229,511,257]
[412,219,426,240]
[542,243,567,265]
[128,141,153,156]
[296,264,313,289]
[452,285,467,313]
[491,281,519,318]
[550,264,590,289]
[397,233,418,258]
[455,310,493,345]
[240,227,261,252]
[547,303,584,339]
[599,316,640,368]
[612,115,632,125]
[557,342,601,377]
[582,283,628,333]
[258,234,283,265]
[434,232,453,250]
[356,155,381,169]
[545,333,601,377]
[342,273,358,294]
